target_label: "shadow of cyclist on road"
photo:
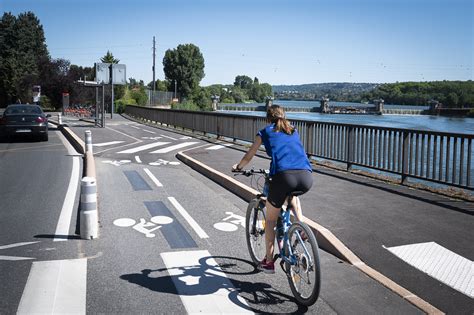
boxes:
[120,255,308,314]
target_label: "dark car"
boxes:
[0,104,50,141]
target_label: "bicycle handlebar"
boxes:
[232,168,268,177]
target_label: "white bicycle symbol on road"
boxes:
[213,212,245,232]
[113,216,173,238]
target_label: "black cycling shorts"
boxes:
[267,170,313,208]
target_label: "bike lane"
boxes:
[57,115,428,314]
[59,116,337,314]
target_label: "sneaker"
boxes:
[299,230,308,242]
[258,258,275,274]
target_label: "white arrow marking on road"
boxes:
[150,142,198,154]
[118,142,170,154]
[93,141,125,147]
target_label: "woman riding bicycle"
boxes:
[232,105,313,273]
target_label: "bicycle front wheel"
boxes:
[245,199,266,265]
[284,222,321,306]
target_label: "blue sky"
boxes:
[1,0,473,86]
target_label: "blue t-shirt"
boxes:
[258,124,312,176]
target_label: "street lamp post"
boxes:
[174,80,177,99]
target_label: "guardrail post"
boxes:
[80,176,98,239]
[85,130,93,153]
[401,131,409,184]
[347,126,353,171]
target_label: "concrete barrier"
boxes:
[80,176,98,239]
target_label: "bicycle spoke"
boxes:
[285,222,321,306]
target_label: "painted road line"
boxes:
[0,255,35,261]
[168,197,209,239]
[93,140,125,147]
[130,125,141,129]
[160,134,178,140]
[145,201,197,248]
[0,242,39,261]
[385,242,474,298]
[55,135,80,242]
[206,143,233,150]
[0,241,39,250]
[118,142,170,154]
[123,170,152,191]
[144,168,163,187]
[151,142,198,154]
[142,129,156,134]
[135,155,142,163]
[17,258,87,314]
[160,250,251,314]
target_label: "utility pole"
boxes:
[152,36,156,106]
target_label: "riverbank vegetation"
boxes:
[363,81,474,108]
[273,81,474,109]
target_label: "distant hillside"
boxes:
[272,83,380,102]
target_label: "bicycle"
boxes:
[233,168,321,306]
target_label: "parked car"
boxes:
[0,104,50,141]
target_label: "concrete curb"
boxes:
[176,150,444,315]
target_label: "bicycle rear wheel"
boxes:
[245,199,266,265]
[284,222,321,306]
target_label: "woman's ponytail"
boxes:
[266,105,294,134]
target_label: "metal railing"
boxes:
[125,105,473,190]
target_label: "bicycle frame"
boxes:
[235,168,314,267]
[275,199,314,268]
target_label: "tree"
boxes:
[38,58,72,109]
[250,83,272,103]
[100,50,119,64]
[234,75,253,89]
[0,11,49,106]
[163,44,205,99]
[148,79,168,92]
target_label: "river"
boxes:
[220,100,474,135]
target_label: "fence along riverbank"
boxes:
[125,105,473,191]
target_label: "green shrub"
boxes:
[172,100,200,111]
[115,99,128,114]
[39,95,53,110]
